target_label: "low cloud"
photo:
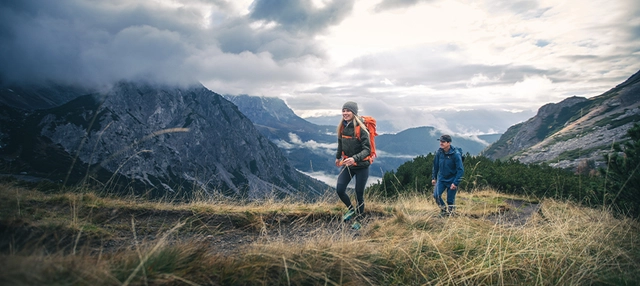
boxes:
[274,133,336,153]
[299,170,381,188]
[375,150,417,160]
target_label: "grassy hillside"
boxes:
[1,180,638,285]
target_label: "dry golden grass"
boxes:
[0,182,638,285]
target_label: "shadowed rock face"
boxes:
[0,81,326,199]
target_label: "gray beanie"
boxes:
[342,101,358,115]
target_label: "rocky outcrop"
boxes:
[483,96,590,160]
[483,70,640,170]
[224,94,335,142]
[0,81,327,199]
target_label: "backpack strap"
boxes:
[339,123,364,166]
[340,123,361,140]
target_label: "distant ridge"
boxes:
[483,69,640,170]
[0,83,96,110]
[223,94,335,143]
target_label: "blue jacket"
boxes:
[432,146,464,186]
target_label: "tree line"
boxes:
[368,124,640,218]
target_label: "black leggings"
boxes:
[336,166,369,215]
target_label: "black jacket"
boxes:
[336,119,371,169]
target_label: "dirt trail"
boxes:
[485,199,542,227]
[0,198,541,257]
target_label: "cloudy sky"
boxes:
[1,0,639,134]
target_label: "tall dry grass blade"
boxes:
[160,273,201,286]
[101,149,152,193]
[426,233,454,285]
[283,255,291,286]
[399,247,428,281]
[97,128,190,169]
[121,219,185,286]
[82,121,113,186]
[609,162,640,206]
[64,98,105,186]
[72,227,83,256]
[130,216,148,285]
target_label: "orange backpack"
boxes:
[340,116,378,164]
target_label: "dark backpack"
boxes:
[454,146,465,162]
[437,146,465,162]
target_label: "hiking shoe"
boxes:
[351,221,361,230]
[439,209,450,218]
[342,209,356,222]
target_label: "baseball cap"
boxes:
[437,134,452,142]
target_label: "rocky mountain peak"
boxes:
[537,96,588,118]
[483,70,640,170]
[0,81,326,199]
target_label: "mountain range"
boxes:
[483,70,640,170]
[224,94,498,179]
[1,69,637,197]
[226,69,640,180]
[304,110,535,135]
[0,81,326,199]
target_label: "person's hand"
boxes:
[342,157,355,166]
[450,183,457,190]
[335,158,341,167]
[431,179,436,186]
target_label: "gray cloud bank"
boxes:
[1,0,639,134]
[0,0,352,88]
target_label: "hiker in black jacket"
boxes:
[335,101,371,228]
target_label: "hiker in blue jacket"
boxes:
[335,101,371,229]
[432,134,464,217]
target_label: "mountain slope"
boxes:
[376,127,495,156]
[483,70,640,169]
[224,95,335,142]
[0,83,95,110]
[223,95,339,177]
[0,82,326,198]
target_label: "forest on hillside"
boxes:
[369,124,640,218]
